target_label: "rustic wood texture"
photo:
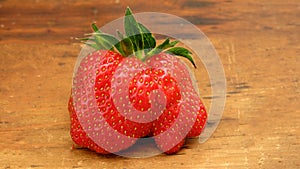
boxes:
[0,0,299,168]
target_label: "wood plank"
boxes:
[0,0,299,168]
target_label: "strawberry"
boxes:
[68,7,207,155]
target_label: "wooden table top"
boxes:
[0,0,299,168]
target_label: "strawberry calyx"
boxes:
[80,7,197,68]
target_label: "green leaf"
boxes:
[157,38,179,50]
[146,38,179,56]
[114,31,134,56]
[124,7,157,59]
[167,47,197,68]
[125,7,142,53]
[91,23,101,32]
[156,38,170,49]
[85,42,101,50]
[138,23,156,53]
[116,37,134,56]
[78,37,94,41]
[92,33,119,50]
[168,40,179,48]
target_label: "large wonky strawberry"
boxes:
[68,7,207,155]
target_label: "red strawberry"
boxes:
[68,7,207,155]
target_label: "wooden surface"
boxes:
[0,0,299,168]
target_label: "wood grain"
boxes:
[0,0,299,168]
